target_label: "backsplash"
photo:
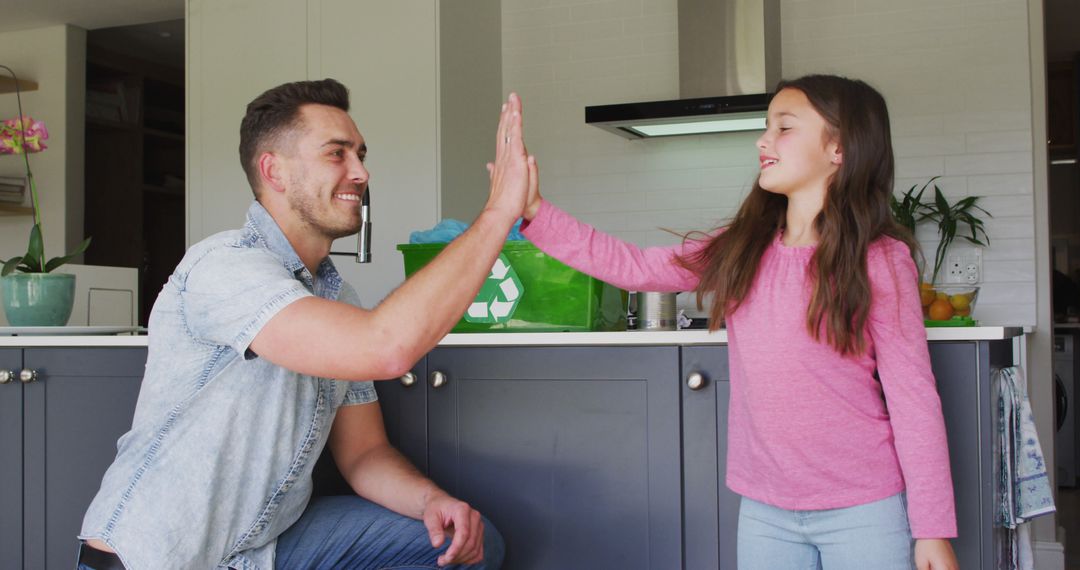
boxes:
[502,0,1037,325]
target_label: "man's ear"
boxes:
[258,152,286,193]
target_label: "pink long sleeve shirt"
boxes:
[521,199,957,538]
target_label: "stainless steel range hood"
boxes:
[586,0,780,139]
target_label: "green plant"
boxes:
[890,177,936,235]
[0,65,90,276]
[922,182,991,284]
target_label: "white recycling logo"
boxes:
[465,254,524,323]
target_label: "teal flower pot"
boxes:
[1,273,76,326]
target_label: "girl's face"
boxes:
[755,88,841,198]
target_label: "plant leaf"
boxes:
[1,256,23,276]
[42,237,92,273]
[24,223,44,272]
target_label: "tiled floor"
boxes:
[1061,487,1080,570]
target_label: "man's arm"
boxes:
[250,94,531,381]
[329,403,485,566]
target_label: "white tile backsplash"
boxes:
[502,0,1037,325]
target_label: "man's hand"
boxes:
[484,92,530,221]
[915,538,958,570]
[422,490,485,566]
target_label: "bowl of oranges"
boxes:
[919,283,978,326]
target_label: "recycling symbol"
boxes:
[465,254,524,323]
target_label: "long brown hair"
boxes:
[680,74,920,356]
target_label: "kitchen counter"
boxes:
[0,325,1025,347]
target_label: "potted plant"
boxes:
[891,177,991,323]
[0,66,91,326]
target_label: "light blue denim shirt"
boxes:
[80,201,377,570]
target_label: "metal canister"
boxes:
[636,292,677,331]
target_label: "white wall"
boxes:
[0,24,85,265]
[501,0,1037,327]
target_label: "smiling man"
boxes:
[75,79,525,569]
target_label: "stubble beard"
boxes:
[287,179,362,241]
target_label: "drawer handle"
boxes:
[686,371,706,391]
[0,370,12,384]
[399,372,417,387]
[19,369,38,383]
[430,370,448,389]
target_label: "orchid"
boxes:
[0,70,91,276]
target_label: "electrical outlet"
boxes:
[944,247,982,284]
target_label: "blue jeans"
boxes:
[737,493,914,570]
[275,495,504,570]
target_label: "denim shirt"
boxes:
[80,202,377,570]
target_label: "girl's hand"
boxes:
[523,154,541,220]
[915,538,958,570]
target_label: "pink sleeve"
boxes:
[520,199,703,292]
[867,239,957,538]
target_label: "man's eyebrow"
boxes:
[321,138,360,149]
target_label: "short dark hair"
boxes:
[238,78,350,195]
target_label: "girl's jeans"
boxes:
[737,493,915,570]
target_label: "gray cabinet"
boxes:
[425,346,683,570]
[681,345,740,569]
[931,340,1014,570]
[0,347,146,570]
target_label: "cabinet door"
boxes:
[22,348,146,570]
[0,349,23,570]
[929,340,1012,570]
[426,346,682,570]
[681,345,739,569]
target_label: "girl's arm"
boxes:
[517,155,703,292]
[521,198,703,293]
[866,238,958,540]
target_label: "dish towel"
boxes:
[996,366,1056,570]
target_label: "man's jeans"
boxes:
[77,495,504,570]
[275,495,504,570]
[736,493,915,570]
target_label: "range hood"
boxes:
[586,0,780,139]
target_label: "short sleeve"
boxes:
[181,246,312,357]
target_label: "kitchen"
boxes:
[0,0,1074,569]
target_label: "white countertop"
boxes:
[0,326,1025,347]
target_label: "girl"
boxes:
[516,75,959,570]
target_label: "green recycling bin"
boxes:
[397,241,628,333]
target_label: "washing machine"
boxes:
[1054,331,1078,487]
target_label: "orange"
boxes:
[949,294,971,311]
[928,299,955,321]
[955,307,971,317]
[919,287,936,307]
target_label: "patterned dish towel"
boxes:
[996,366,1056,570]
[996,366,1056,526]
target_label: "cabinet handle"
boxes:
[0,370,12,384]
[686,371,706,391]
[399,372,417,387]
[19,369,38,383]
[430,370,448,389]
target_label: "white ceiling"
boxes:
[0,0,182,34]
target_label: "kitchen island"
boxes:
[1,327,1020,569]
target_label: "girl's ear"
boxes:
[829,141,842,165]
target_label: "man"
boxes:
[77,78,528,569]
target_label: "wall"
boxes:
[439,0,503,222]
[501,0,1037,327]
[0,25,85,265]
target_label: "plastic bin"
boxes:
[397,241,628,333]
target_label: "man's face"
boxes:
[279,104,369,240]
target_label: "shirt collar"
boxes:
[243,201,344,299]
